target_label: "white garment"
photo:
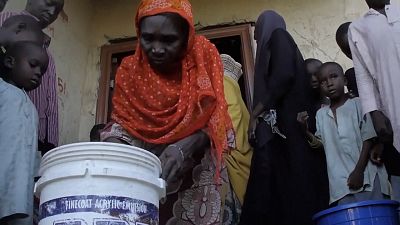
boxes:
[348,4,400,152]
[0,79,40,225]
[316,98,390,204]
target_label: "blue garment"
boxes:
[0,79,40,225]
[316,98,389,204]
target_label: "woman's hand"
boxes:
[159,144,185,183]
[160,131,209,184]
[248,102,266,147]
[104,137,126,144]
[248,115,258,147]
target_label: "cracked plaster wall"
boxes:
[5,0,399,143]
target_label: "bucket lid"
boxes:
[312,200,400,220]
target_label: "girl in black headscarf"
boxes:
[240,11,320,225]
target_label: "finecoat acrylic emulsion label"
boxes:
[39,195,159,225]
[36,143,165,225]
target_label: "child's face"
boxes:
[306,61,322,90]
[306,62,321,89]
[10,46,49,91]
[318,65,346,101]
[311,74,320,90]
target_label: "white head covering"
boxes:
[220,54,243,82]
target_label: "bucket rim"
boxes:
[41,142,161,169]
[42,142,160,164]
[312,200,400,220]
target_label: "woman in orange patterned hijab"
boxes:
[102,0,240,224]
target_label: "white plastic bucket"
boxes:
[35,142,166,225]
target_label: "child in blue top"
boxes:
[298,62,390,205]
[0,38,48,225]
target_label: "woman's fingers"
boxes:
[167,163,180,182]
[161,157,175,181]
[160,145,185,182]
[159,152,168,168]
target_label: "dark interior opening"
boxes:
[209,35,248,106]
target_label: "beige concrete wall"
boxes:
[88,0,400,65]
[79,0,379,142]
[5,0,399,143]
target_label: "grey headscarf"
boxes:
[253,10,286,108]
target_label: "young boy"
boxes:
[305,58,323,90]
[304,58,329,131]
[0,41,48,225]
[0,16,46,225]
[0,0,65,155]
[298,62,390,205]
[303,58,330,210]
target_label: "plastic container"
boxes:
[313,200,400,225]
[35,142,166,225]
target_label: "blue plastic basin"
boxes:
[313,200,400,225]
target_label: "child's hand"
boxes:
[347,170,364,190]
[297,111,309,132]
[370,143,384,166]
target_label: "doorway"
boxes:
[96,24,255,124]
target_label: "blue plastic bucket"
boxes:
[313,200,400,225]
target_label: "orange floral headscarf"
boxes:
[111,0,234,167]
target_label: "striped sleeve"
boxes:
[45,53,58,146]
